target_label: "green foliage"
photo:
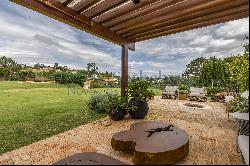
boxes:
[90,79,109,88]
[103,92,127,113]
[206,86,225,96]
[36,70,55,81]
[87,94,107,113]
[228,96,249,113]
[126,78,151,102]
[0,56,22,80]
[182,38,249,93]
[179,84,188,91]
[0,66,7,79]
[148,90,155,97]
[86,63,98,77]
[54,72,86,86]
[225,54,249,92]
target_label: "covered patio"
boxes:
[2,0,249,165]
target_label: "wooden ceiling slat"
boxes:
[133,11,249,42]
[128,5,248,40]
[89,0,129,20]
[83,0,126,18]
[121,0,248,37]
[10,0,132,45]
[110,0,232,32]
[10,0,249,45]
[103,0,185,28]
[63,0,74,6]
[95,0,161,23]
[70,0,97,11]
[48,0,89,22]
[78,0,100,13]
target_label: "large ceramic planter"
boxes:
[128,98,149,119]
[107,107,127,121]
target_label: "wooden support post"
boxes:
[121,45,128,96]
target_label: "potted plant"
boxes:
[178,84,188,100]
[103,92,127,121]
[126,79,151,119]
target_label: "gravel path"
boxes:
[0,97,243,165]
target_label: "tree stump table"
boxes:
[53,152,128,165]
[111,121,189,165]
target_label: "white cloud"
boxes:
[0,1,249,76]
[215,18,249,39]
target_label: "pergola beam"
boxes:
[83,0,127,18]
[132,11,249,42]
[10,0,132,46]
[128,5,249,40]
[71,0,98,12]
[111,0,244,32]
[63,0,74,6]
[89,0,129,20]
[105,0,185,28]
[119,0,248,36]
[95,0,161,23]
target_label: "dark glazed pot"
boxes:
[128,98,149,119]
[107,107,127,121]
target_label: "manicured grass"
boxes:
[0,81,162,154]
[0,81,106,154]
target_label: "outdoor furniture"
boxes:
[162,86,178,99]
[188,87,207,102]
[53,152,128,165]
[111,121,189,165]
[229,112,249,165]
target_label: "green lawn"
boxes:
[0,81,162,154]
[0,81,107,154]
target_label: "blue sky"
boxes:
[0,0,249,77]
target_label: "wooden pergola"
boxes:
[10,0,249,95]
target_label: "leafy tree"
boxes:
[0,56,22,80]
[0,66,7,79]
[86,63,98,77]
[226,54,249,92]
[54,72,86,86]
[54,63,59,69]
[182,57,207,87]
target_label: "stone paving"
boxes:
[0,97,243,165]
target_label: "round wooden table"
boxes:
[111,121,189,165]
[53,152,128,165]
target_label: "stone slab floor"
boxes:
[0,97,243,165]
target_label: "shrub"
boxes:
[90,79,107,88]
[126,78,151,102]
[54,72,86,86]
[179,84,188,91]
[206,86,224,96]
[103,92,127,111]
[148,90,155,97]
[87,94,107,113]
[228,96,249,113]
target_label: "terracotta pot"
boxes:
[178,93,187,100]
